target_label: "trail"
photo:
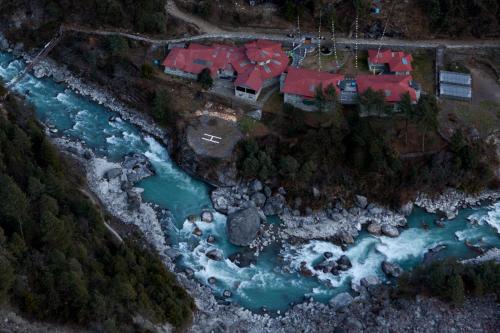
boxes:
[166,0,226,34]
[61,24,500,50]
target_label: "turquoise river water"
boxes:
[1,52,499,312]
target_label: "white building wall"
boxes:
[235,87,261,102]
[164,67,197,80]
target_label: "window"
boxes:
[236,86,246,92]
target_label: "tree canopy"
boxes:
[0,91,193,331]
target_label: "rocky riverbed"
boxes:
[3,42,499,332]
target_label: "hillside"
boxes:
[0,89,194,332]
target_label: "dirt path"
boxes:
[61,23,500,51]
[166,1,226,34]
[79,188,124,243]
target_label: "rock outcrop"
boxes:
[226,207,262,246]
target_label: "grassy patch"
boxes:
[238,116,258,134]
[263,91,283,114]
[412,52,435,94]
[451,102,500,137]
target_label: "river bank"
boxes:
[1,45,499,332]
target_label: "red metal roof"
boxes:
[368,49,413,73]
[281,67,345,98]
[356,74,417,103]
[162,40,289,92]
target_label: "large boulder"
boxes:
[360,275,380,287]
[381,224,399,237]
[248,179,263,193]
[263,194,286,216]
[206,249,224,261]
[226,207,261,246]
[122,153,154,183]
[329,292,353,312]
[228,251,257,268]
[354,195,368,209]
[251,192,267,208]
[201,211,214,223]
[381,261,404,278]
[337,255,352,271]
[367,222,382,235]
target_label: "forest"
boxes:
[396,259,500,307]
[0,88,194,331]
[0,0,167,34]
[238,96,497,207]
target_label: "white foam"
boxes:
[483,202,500,233]
[106,135,120,145]
[376,228,439,262]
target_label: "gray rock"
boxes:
[223,290,232,298]
[226,207,261,246]
[263,194,286,216]
[122,153,154,183]
[381,261,404,278]
[249,179,263,193]
[208,277,217,284]
[400,201,414,216]
[192,227,203,237]
[337,231,355,244]
[323,252,334,259]
[263,186,272,198]
[83,151,93,160]
[381,224,399,237]
[206,249,224,261]
[207,235,216,244]
[367,222,382,235]
[329,292,353,311]
[126,190,141,211]
[201,211,214,223]
[361,275,380,287]
[312,187,321,198]
[369,207,384,215]
[104,168,122,180]
[355,195,368,209]
[228,251,257,268]
[251,192,267,208]
[337,255,352,271]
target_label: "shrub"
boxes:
[141,63,154,79]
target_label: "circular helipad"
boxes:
[186,115,243,159]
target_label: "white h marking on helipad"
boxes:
[202,133,222,144]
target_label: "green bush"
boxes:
[141,63,155,79]
[396,260,500,307]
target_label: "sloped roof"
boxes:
[356,74,417,103]
[439,71,471,86]
[162,43,243,77]
[234,67,264,91]
[162,40,289,92]
[281,67,345,98]
[368,49,413,73]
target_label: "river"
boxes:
[1,52,499,312]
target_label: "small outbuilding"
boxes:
[439,70,472,101]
